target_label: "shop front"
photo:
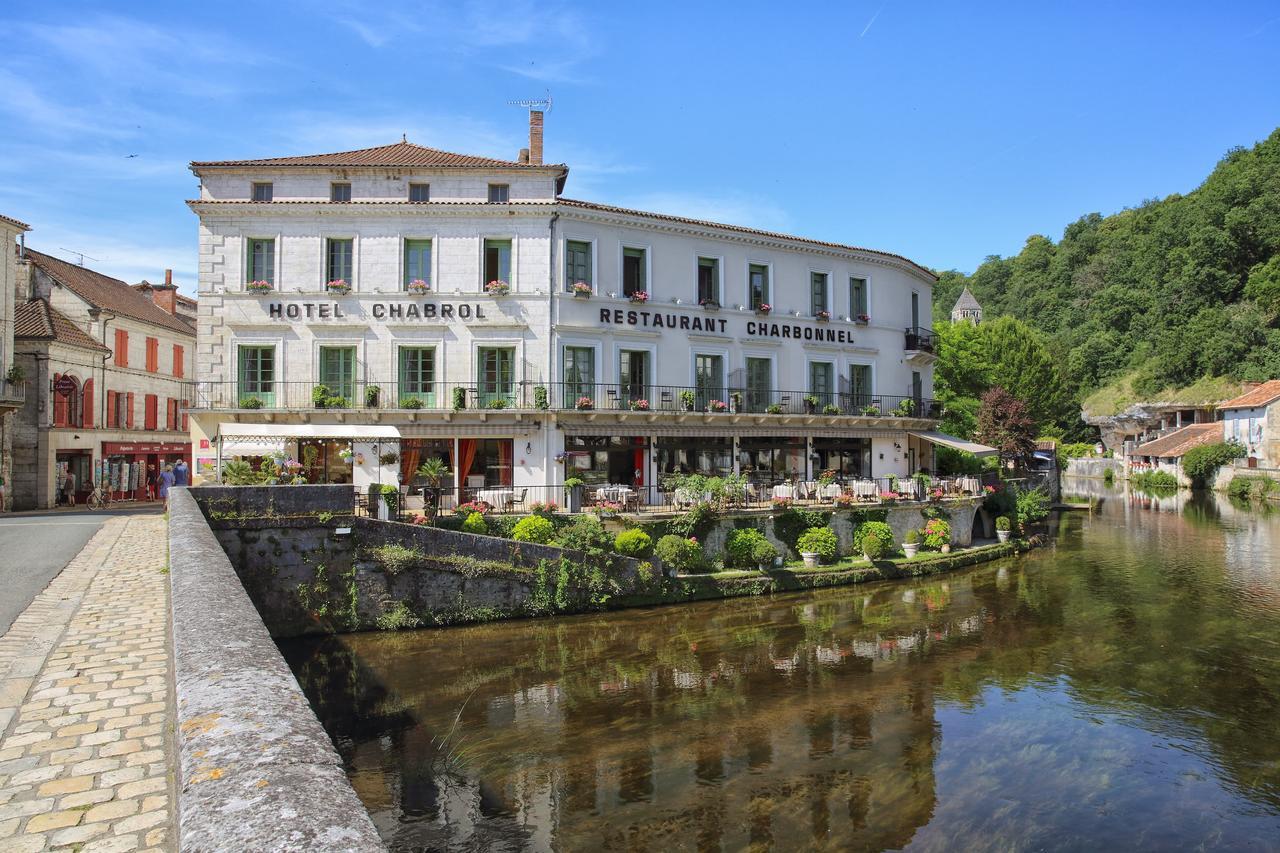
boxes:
[55,449,94,504]
[812,436,873,479]
[738,437,806,486]
[563,436,648,488]
[655,436,734,480]
[100,441,192,501]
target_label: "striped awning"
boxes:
[398,423,538,438]
[560,423,902,438]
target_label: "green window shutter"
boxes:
[405,240,432,286]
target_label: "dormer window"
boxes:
[251,182,273,202]
[330,182,351,202]
[488,184,510,203]
[409,183,430,202]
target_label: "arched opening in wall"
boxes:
[972,507,992,541]
[53,373,82,428]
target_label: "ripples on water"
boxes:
[280,480,1280,851]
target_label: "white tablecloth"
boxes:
[772,485,795,500]
[849,480,879,498]
[477,488,513,511]
[818,483,842,500]
[957,476,981,495]
[595,486,634,504]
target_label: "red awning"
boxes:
[101,442,191,454]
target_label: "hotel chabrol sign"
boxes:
[267,301,490,322]
[598,308,861,348]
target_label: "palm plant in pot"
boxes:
[416,457,450,524]
[902,528,921,558]
[996,515,1012,543]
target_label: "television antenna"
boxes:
[58,248,103,266]
[508,91,552,112]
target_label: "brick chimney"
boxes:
[147,269,178,315]
[528,110,543,166]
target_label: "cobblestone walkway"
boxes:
[0,515,174,852]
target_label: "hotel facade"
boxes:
[187,115,954,504]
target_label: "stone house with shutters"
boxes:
[7,247,196,509]
[0,213,31,509]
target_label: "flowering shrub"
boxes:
[879,491,900,503]
[629,398,650,411]
[629,290,649,303]
[699,297,719,307]
[529,500,559,517]
[930,488,944,501]
[984,484,996,494]
[326,279,351,294]
[818,469,838,485]
[589,499,623,515]
[921,518,951,550]
[771,496,794,510]
[572,281,592,295]
[575,396,595,410]
[246,280,273,293]
[655,534,704,573]
[410,513,429,525]
[756,303,772,314]
[833,493,856,508]
[485,279,510,295]
[708,399,729,413]
[453,500,492,516]
[407,279,430,293]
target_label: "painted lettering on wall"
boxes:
[266,302,488,322]
[598,308,860,347]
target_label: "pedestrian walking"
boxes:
[173,459,189,488]
[63,470,77,507]
[159,464,175,509]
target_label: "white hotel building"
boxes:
[187,114,956,503]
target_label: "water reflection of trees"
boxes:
[281,496,1280,850]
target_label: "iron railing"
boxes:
[0,379,26,406]
[904,326,936,353]
[188,380,942,419]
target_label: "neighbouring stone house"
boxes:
[1217,380,1280,469]
[8,248,196,508]
[1128,422,1223,486]
[0,212,31,510]
[133,270,198,325]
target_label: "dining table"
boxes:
[476,487,514,512]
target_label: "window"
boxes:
[318,346,356,402]
[810,272,828,315]
[620,350,649,403]
[850,364,873,408]
[745,357,772,412]
[173,344,184,378]
[326,238,353,285]
[694,354,724,410]
[247,238,275,285]
[484,239,511,285]
[809,362,834,407]
[404,239,432,287]
[115,392,130,428]
[144,394,158,431]
[251,182,273,202]
[53,374,79,428]
[697,257,719,305]
[749,264,769,309]
[166,398,178,431]
[398,347,436,406]
[145,337,159,373]
[477,347,515,407]
[182,400,189,432]
[622,247,646,297]
[114,329,129,367]
[330,182,351,202]
[563,346,595,404]
[487,184,509,203]
[409,183,430,202]
[850,276,868,318]
[566,240,592,290]
[911,292,920,329]
[126,392,135,428]
[106,390,118,428]
[912,371,923,407]
[237,346,275,407]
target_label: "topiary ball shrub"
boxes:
[556,515,613,557]
[614,528,654,558]
[461,511,488,535]
[862,531,888,561]
[853,521,894,557]
[796,526,838,563]
[655,534,704,574]
[995,515,1011,532]
[726,528,772,568]
[512,515,555,544]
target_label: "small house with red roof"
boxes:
[1218,380,1280,469]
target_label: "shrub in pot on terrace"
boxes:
[726,528,777,569]
[512,515,555,544]
[797,526,838,565]
[853,521,894,560]
[400,396,425,409]
[614,528,654,558]
[902,528,921,558]
[921,518,951,550]
[996,515,1012,542]
[461,511,488,535]
[655,534,704,574]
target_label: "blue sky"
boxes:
[2,1,1278,295]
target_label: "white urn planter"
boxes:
[997,530,1010,543]
[802,552,820,568]
[902,542,919,559]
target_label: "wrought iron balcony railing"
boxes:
[904,326,936,353]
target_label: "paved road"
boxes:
[0,505,162,634]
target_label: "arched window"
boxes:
[53,374,82,428]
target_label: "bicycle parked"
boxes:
[86,481,112,511]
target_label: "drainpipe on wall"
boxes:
[95,311,117,432]
[547,211,559,489]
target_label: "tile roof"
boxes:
[952,287,981,311]
[13,299,111,352]
[190,140,567,172]
[556,198,937,280]
[1132,422,1222,458]
[1217,380,1280,410]
[23,248,194,337]
[0,213,30,231]
[131,282,198,306]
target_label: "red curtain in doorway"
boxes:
[497,441,512,486]
[633,448,644,486]
[400,440,421,485]
[458,439,478,486]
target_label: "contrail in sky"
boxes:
[860,2,888,38]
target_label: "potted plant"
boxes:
[996,515,1012,543]
[814,310,831,321]
[818,469,837,486]
[486,398,508,409]
[680,390,696,412]
[365,385,381,408]
[730,391,742,412]
[400,396,424,409]
[922,518,951,552]
[856,313,870,324]
[753,538,779,572]
[452,387,467,411]
[485,279,510,296]
[239,396,264,409]
[755,303,772,316]
[407,279,430,294]
[803,395,819,414]
[903,528,921,558]
[629,398,650,411]
[378,450,399,466]
[822,403,840,415]
[572,281,592,298]
[337,445,354,464]
[416,457,449,524]
[700,297,719,310]
[575,396,594,411]
[797,527,837,568]
[326,279,351,294]
[533,385,549,410]
[246,280,273,294]
[861,404,881,416]
[893,399,916,417]
[629,290,649,304]
[708,399,728,413]
[564,477,585,513]
[766,403,783,415]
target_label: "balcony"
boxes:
[0,379,26,411]
[190,380,943,420]
[904,326,938,367]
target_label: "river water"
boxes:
[281,481,1280,851]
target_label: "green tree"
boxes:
[975,387,1036,466]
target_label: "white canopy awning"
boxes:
[910,430,999,457]
[215,423,401,442]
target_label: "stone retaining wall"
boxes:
[167,488,384,852]
[1066,458,1125,480]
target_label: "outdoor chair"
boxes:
[509,488,527,513]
